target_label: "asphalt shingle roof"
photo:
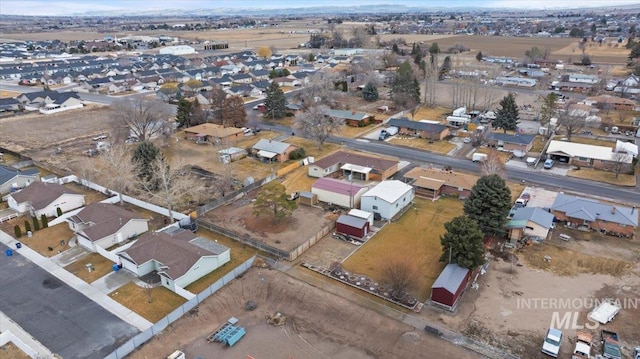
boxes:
[551,193,638,227]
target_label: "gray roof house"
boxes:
[251,138,296,162]
[0,165,40,195]
[486,133,536,152]
[551,193,638,231]
[506,207,555,243]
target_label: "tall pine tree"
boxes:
[264,81,287,120]
[440,216,486,269]
[132,141,161,183]
[390,61,420,108]
[463,174,512,237]
[493,93,520,133]
[175,97,192,128]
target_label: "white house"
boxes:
[0,165,40,195]
[117,228,231,293]
[67,203,149,252]
[159,45,196,56]
[8,182,85,217]
[360,180,415,220]
[569,73,600,84]
[311,177,369,208]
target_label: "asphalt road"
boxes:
[0,242,139,359]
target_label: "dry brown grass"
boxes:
[387,137,456,154]
[529,135,547,153]
[567,168,636,187]
[2,221,74,257]
[475,147,512,164]
[336,124,378,138]
[521,244,633,277]
[64,252,114,283]
[109,282,186,323]
[507,182,526,202]
[63,182,110,203]
[280,165,317,194]
[0,90,20,99]
[285,136,341,160]
[185,230,258,293]
[0,342,30,359]
[343,197,464,301]
[569,137,615,148]
[412,106,450,121]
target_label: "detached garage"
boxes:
[335,214,369,239]
[430,263,471,311]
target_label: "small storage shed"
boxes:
[430,263,471,311]
[335,214,369,239]
[348,209,374,227]
[298,191,318,206]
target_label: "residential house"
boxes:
[252,139,297,163]
[486,133,536,153]
[583,95,637,111]
[360,180,415,220]
[272,76,300,87]
[8,181,85,217]
[324,109,374,127]
[218,147,247,163]
[231,73,253,84]
[0,98,20,113]
[551,81,594,93]
[495,76,537,87]
[551,193,638,238]
[118,228,231,292]
[404,167,478,200]
[568,73,600,84]
[546,140,633,170]
[0,165,40,195]
[183,123,244,144]
[311,177,369,208]
[506,207,555,244]
[68,203,149,252]
[308,150,399,181]
[387,118,450,140]
[250,69,270,81]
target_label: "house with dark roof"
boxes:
[0,98,20,113]
[325,109,374,127]
[486,132,536,153]
[184,123,244,143]
[308,150,399,181]
[8,182,85,217]
[386,117,450,140]
[506,207,555,244]
[0,165,40,195]
[251,139,297,163]
[404,167,478,200]
[311,177,369,208]
[117,228,230,293]
[68,203,149,252]
[551,193,638,238]
[430,263,471,311]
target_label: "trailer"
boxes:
[601,330,621,359]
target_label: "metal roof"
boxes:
[431,263,470,293]
[252,138,291,154]
[336,214,368,229]
[362,180,413,204]
[510,207,555,228]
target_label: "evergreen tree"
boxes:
[476,51,483,62]
[41,214,49,228]
[493,93,520,133]
[362,81,379,102]
[439,56,452,80]
[132,141,161,183]
[463,174,512,237]
[252,181,297,224]
[440,216,486,269]
[390,61,420,108]
[264,81,287,119]
[428,42,440,55]
[14,225,21,238]
[32,216,40,231]
[629,43,640,59]
[24,220,31,233]
[175,97,192,128]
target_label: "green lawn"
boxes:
[343,197,464,301]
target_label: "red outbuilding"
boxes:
[430,263,471,311]
[335,214,369,239]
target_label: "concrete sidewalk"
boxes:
[0,311,54,358]
[0,230,152,332]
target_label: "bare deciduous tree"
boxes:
[481,150,506,177]
[297,72,339,110]
[139,157,204,223]
[98,142,137,206]
[295,105,344,149]
[610,151,632,179]
[381,256,418,300]
[558,102,587,141]
[113,98,172,142]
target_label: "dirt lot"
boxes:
[129,267,477,359]
[201,189,334,253]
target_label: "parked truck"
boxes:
[601,330,622,359]
[571,331,592,359]
[378,126,399,140]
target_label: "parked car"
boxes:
[542,328,563,358]
[543,159,555,169]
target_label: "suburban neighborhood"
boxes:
[0,2,640,359]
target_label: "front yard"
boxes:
[388,137,456,154]
[64,252,114,283]
[109,282,186,323]
[0,219,74,257]
[343,197,464,301]
[567,168,636,187]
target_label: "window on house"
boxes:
[578,156,588,161]
[396,203,399,207]
[372,205,378,210]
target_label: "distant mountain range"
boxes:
[67,4,639,17]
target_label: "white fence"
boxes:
[38,104,84,115]
[103,255,256,359]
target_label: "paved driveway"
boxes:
[0,242,138,359]
[506,159,569,176]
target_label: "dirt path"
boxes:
[130,268,478,359]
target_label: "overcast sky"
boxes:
[2,0,639,16]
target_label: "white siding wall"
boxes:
[361,189,414,220]
[77,235,95,252]
[311,187,351,208]
[92,220,149,250]
[7,196,28,213]
[37,194,85,218]
[523,222,550,239]
[136,260,157,277]
[308,163,340,178]
[0,175,39,195]
[174,251,231,288]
